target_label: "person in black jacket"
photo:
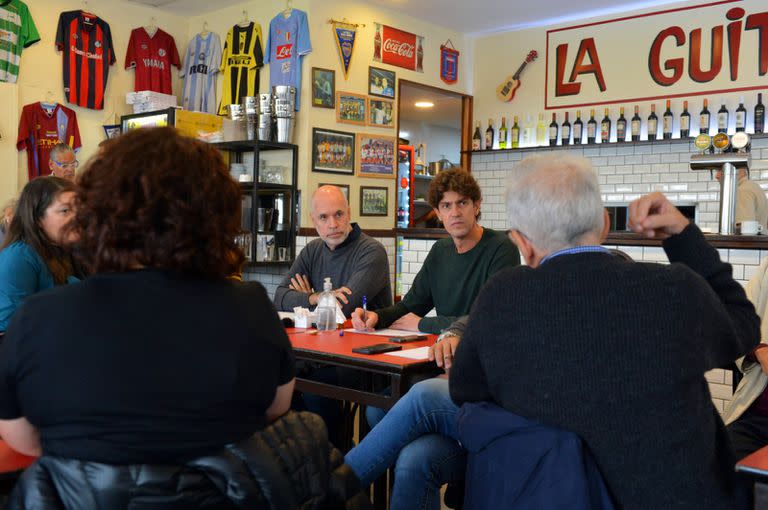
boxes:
[450,153,760,509]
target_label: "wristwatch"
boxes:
[435,330,458,344]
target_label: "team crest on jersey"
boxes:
[141,44,148,50]
[199,52,205,61]
[159,49,166,57]
[73,33,78,40]
[95,41,101,48]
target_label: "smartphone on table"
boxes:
[388,335,428,343]
[352,343,403,355]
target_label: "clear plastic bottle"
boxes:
[316,277,337,331]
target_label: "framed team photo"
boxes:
[318,182,350,203]
[368,66,396,99]
[368,98,395,128]
[312,67,335,109]
[312,128,356,175]
[336,91,367,125]
[360,186,389,216]
[356,133,396,179]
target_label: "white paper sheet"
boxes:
[344,328,428,337]
[386,346,431,360]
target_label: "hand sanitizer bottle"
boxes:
[316,277,337,331]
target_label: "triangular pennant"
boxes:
[333,23,357,79]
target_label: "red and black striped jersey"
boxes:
[55,10,115,110]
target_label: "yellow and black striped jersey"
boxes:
[218,22,263,115]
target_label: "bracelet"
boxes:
[435,331,458,344]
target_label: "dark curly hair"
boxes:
[74,127,244,278]
[427,168,482,215]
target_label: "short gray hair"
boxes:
[49,143,74,162]
[506,153,604,253]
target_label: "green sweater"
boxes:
[378,228,520,333]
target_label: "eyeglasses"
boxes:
[53,160,79,169]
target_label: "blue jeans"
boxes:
[344,378,465,510]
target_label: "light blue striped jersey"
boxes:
[179,32,222,114]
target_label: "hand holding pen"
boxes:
[351,296,378,331]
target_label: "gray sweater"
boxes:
[273,224,392,316]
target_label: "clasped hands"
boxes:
[289,274,351,306]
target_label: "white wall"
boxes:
[399,120,461,166]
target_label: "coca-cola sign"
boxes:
[374,23,423,73]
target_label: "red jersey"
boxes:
[125,28,180,94]
[55,11,115,110]
[17,102,82,180]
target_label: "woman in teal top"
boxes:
[0,177,81,332]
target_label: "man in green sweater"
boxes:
[351,168,519,334]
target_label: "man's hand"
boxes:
[628,192,690,240]
[429,335,460,370]
[290,274,314,294]
[331,287,352,305]
[389,312,422,331]
[351,308,378,331]
[756,347,768,375]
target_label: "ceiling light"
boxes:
[399,131,410,138]
[414,101,434,108]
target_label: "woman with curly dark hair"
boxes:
[0,128,295,464]
[0,177,82,332]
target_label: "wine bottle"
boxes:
[511,116,520,149]
[536,113,547,146]
[717,99,728,133]
[647,104,658,141]
[631,106,641,141]
[700,99,710,135]
[756,93,765,134]
[663,100,673,139]
[735,96,747,132]
[600,108,611,143]
[498,117,508,149]
[573,110,583,144]
[485,118,494,149]
[680,101,690,138]
[472,121,482,150]
[549,113,558,146]
[616,107,627,142]
[587,109,597,144]
[562,112,571,145]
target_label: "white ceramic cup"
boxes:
[741,220,762,235]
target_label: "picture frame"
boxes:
[336,91,367,125]
[356,133,397,179]
[318,182,350,203]
[368,98,395,128]
[368,66,396,99]
[360,186,389,216]
[311,67,335,109]
[312,127,356,175]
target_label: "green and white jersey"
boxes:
[0,0,40,83]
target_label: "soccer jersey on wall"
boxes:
[125,27,180,95]
[0,0,40,83]
[180,32,221,114]
[219,22,263,115]
[265,9,311,110]
[55,10,115,110]
[17,102,81,181]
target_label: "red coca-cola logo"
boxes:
[383,39,414,58]
[276,43,293,60]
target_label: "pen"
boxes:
[362,295,368,324]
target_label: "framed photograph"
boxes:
[311,67,335,109]
[368,66,396,99]
[356,133,397,178]
[318,182,350,203]
[336,91,367,125]
[368,98,395,128]
[312,128,356,175]
[360,186,389,216]
[102,124,121,139]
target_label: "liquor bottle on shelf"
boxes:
[756,93,765,134]
[680,101,690,138]
[717,98,728,133]
[647,104,658,141]
[536,113,547,146]
[498,117,508,149]
[472,121,482,150]
[700,99,710,135]
[511,116,520,148]
[616,107,627,142]
[662,100,673,139]
[523,114,535,146]
[631,105,641,141]
[562,112,571,145]
[573,110,583,144]
[485,118,494,149]
[600,108,611,143]
[549,113,558,146]
[735,97,747,132]
[587,109,597,144]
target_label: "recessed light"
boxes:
[414,101,434,108]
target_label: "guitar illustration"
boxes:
[496,50,538,102]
